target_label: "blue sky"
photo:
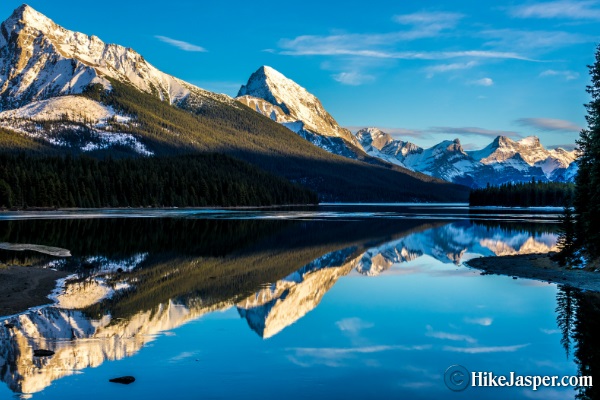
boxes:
[1,1,597,150]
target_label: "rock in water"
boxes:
[33,349,55,357]
[109,376,136,385]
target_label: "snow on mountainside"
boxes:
[0,95,126,122]
[356,127,394,151]
[0,5,231,110]
[468,136,577,175]
[0,95,152,155]
[355,127,578,187]
[237,66,365,158]
[0,4,239,154]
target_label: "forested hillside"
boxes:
[0,80,469,202]
[0,153,317,208]
[469,181,575,207]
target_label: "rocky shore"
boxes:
[466,253,600,292]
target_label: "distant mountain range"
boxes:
[0,4,468,202]
[356,128,578,187]
[236,69,578,188]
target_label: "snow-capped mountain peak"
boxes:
[237,66,362,149]
[355,127,578,187]
[355,127,394,151]
[467,135,577,175]
[0,4,231,111]
[4,4,54,34]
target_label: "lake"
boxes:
[0,204,596,400]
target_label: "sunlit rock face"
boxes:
[355,242,422,276]
[0,5,231,110]
[0,299,231,395]
[236,66,365,159]
[480,236,558,256]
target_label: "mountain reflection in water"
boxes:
[0,216,572,397]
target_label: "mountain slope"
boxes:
[0,5,469,202]
[237,66,366,158]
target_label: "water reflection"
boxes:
[0,215,583,398]
[555,287,600,400]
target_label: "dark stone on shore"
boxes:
[109,376,135,384]
[33,349,55,357]
[513,276,518,279]
[4,323,14,329]
[117,268,124,273]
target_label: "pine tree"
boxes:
[555,287,576,359]
[555,198,577,266]
[575,44,600,260]
[0,179,13,208]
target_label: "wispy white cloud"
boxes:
[510,0,600,20]
[348,125,521,140]
[287,344,432,367]
[428,126,521,138]
[425,325,477,343]
[155,35,207,52]
[345,126,430,140]
[289,344,431,357]
[548,143,578,151]
[482,29,593,51]
[393,11,464,31]
[168,351,199,363]
[272,9,546,85]
[516,117,583,132]
[541,328,561,334]
[333,71,375,85]
[276,10,532,62]
[336,318,374,334]
[425,61,478,77]
[471,77,494,86]
[539,69,580,80]
[278,44,532,61]
[444,343,529,353]
[464,317,493,326]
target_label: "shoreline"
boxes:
[465,253,600,293]
[0,265,69,316]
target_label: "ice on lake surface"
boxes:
[0,205,595,400]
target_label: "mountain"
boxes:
[356,127,578,188]
[0,4,229,110]
[0,5,469,202]
[550,160,579,182]
[237,66,365,158]
[468,136,577,175]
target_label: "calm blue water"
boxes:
[0,205,593,400]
